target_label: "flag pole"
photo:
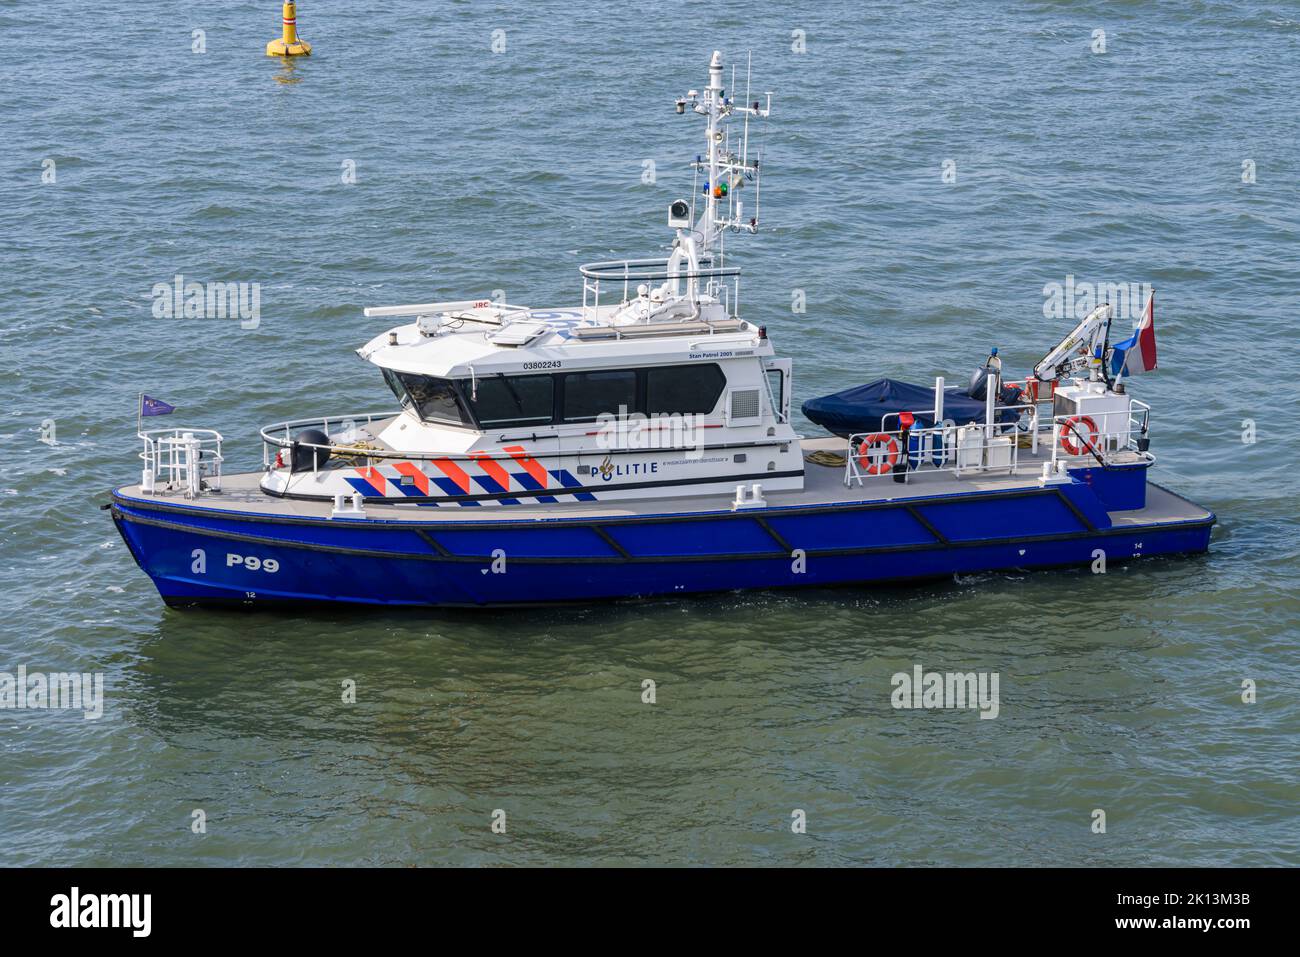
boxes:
[136,392,142,438]
[1101,295,1115,388]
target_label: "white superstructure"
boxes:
[259,52,797,508]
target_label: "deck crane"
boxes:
[1033,304,1114,382]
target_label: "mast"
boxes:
[674,51,771,292]
[702,50,725,254]
[580,52,771,326]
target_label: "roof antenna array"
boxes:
[673,50,772,268]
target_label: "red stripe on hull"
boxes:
[355,466,386,495]
[432,457,472,493]
[392,461,429,495]
[502,446,548,488]
[470,452,513,490]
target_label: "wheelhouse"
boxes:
[380,363,731,432]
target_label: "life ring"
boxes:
[857,433,899,475]
[1060,415,1098,456]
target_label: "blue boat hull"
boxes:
[110,480,1215,608]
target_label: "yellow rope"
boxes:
[334,440,383,465]
[805,450,846,467]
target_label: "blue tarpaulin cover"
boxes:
[802,378,1003,438]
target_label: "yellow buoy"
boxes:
[266,1,311,56]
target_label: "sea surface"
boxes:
[0,1,1296,866]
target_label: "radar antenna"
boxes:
[669,51,771,301]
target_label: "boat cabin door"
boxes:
[763,358,792,424]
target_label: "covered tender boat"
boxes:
[802,376,1023,439]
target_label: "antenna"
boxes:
[672,50,771,257]
[661,51,771,309]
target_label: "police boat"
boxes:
[109,51,1214,608]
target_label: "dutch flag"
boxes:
[1110,290,1157,378]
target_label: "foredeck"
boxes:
[112,437,1212,527]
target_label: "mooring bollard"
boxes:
[266,1,311,57]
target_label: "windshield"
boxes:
[382,369,475,428]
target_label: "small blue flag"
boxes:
[141,395,176,417]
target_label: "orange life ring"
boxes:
[857,433,900,475]
[1060,415,1099,455]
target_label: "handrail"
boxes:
[843,419,1023,487]
[578,257,741,282]
[261,411,791,470]
[139,427,224,497]
[259,411,401,448]
[1048,401,1152,471]
[580,256,743,323]
[843,401,1154,487]
[260,411,400,474]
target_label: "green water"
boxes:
[0,0,1296,865]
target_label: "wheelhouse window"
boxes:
[382,368,412,409]
[383,363,729,429]
[384,370,474,427]
[462,374,555,428]
[561,369,638,422]
[645,364,726,415]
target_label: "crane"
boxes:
[1033,304,1114,382]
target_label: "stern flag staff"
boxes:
[1111,290,1158,380]
[137,393,176,435]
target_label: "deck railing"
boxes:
[139,428,224,498]
[1047,399,1151,471]
[844,419,1024,487]
[843,395,1153,487]
[259,411,401,472]
[579,257,741,322]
